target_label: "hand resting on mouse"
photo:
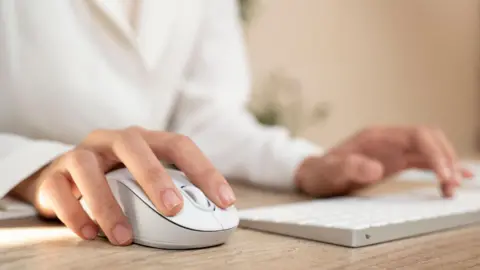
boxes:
[9,126,236,246]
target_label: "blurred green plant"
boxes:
[238,0,255,24]
[237,0,330,136]
[248,70,330,136]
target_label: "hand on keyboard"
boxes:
[294,126,473,198]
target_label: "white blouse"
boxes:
[0,0,320,199]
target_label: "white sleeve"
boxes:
[168,0,322,190]
[0,133,74,198]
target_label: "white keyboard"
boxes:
[238,187,480,247]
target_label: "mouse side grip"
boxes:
[115,182,235,249]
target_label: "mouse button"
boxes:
[106,168,131,179]
[167,169,191,186]
[181,186,213,210]
[168,198,222,231]
[213,206,239,230]
[106,173,157,211]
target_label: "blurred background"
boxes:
[240,0,480,157]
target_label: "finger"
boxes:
[405,153,456,198]
[144,131,236,209]
[40,171,98,240]
[410,128,456,195]
[295,155,351,197]
[303,154,383,197]
[65,149,133,246]
[407,152,457,197]
[432,129,461,183]
[342,154,384,184]
[111,128,184,216]
[404,153,433,169]
[405,153,466,184]
[441,182,455,198]
[84,127,236,209]
[461,167,474,179]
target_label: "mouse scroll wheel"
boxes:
[181,186,211,208]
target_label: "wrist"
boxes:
[9,171,42,204]
[286,141,323,190]
[8,165,55,217]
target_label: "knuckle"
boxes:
[345,154,361,164]
[114,126,144,146]
[144,165,167,183]
[63,207,88,226]
[414,126,430,139]
[120,127,140,140]
[124,125,145,135]
[84,129,108,142]
[39,177,57,197]
[344,155,361,170]
[167,135,194,154]
[65,149,97,169]
[358,126,382,144]
[431,126,443,135]
[197,167,220,183]
[174,134,194,146]
[90,199,119,221]
[111,129,138,150]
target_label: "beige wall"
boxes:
[245,0,480,156]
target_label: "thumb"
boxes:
[338,154,384,184]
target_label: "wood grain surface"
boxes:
[2,179,480,270]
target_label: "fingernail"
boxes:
[81,224,97,240]
[162,189,182,210]
[112,223,132,245]
[219,184,236,206]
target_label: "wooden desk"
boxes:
[2,180,480,270]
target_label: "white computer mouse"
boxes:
[80,168,239,249]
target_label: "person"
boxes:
[0,0,472,247]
